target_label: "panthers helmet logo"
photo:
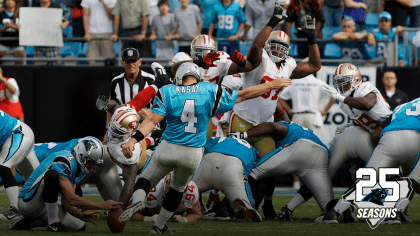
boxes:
[361,188,389,206]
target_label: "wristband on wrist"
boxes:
[266,17,280,29]
[235,60,246,67]
[307,36,317,45]
[193,58,207,68]
[132,131,145,142]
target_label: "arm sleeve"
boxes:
[141,0,151,16]
[125,85,157,112]
[212,86,239,117]
[112,0,120,16]
[150,90,167,117]
[245,4,253,26]
[194,6,203,22]
[108,0,116,8]
[80,0,89,8]
[210,7,218,23]
[237,7,246,23]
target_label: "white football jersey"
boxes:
[233,50,297,124]
[200,51,233,84]
[145,178,199,214]
[107,140,141,165]
[340,82,392,133]
[221,73,243,90]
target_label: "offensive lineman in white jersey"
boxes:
[279,63,392,223]
[227,0,322,219]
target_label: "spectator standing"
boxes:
[365,0,380,14]
[150,0,177,65]
[34,0,70,65]
[285,0,324,58]
[81,0,116,65]
[70,0,84,37]
[324,0,342,27]
[106,47,155,141]
[167,0,202,54]
[208,0,246,56]
[343,0,367,32]
[379,71,409,110]
[380,0,409,27]
[201,0,219,37]
[0,0,23,65]
[366,11,405,66]
[111,0,152,58]
[409,0,420,27]
[241,0,275,42]
[0,68,23,121]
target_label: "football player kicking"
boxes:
[279,63,392,223]
[227,0,321,220]
[10,137,122,232]
[227,120,335,222]
[129,172,202,223]
[192,137,262,222]
[95,63,172,212]
[329,98,420,224]
[118,62,291,234]
[0,110,39,221]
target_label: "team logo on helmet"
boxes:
[129,121,139,129]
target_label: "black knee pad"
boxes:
[162,187,183,212]
[0,166,17,188]
[43,170,60,203]
[134,178,151,195]
[297,184,313,201]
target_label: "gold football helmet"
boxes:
[190,34,217,60]
[107,107,140,143]
[333,63,362,96]
[264,31,291,63]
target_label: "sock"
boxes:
[264,196,273,201]
[132,189,147,204]
[45,202,59,225]
[287,194,305,211]
[333,198,351,214]
[5,186,19,208]
[154,207,173,229]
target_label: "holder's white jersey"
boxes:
[233,50,296,124]
[340,82,392,133]
[107,140,141,165]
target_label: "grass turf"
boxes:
[0,192,419,235]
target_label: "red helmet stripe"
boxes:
[203,35,206,44]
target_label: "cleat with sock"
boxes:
[150,225,173,234]
[0,206,22,221]
[262,202,278,220]
[314,214,324,223]
[205,192,219,212]
[278,206,294,221]
[233,199,262,222]
[381,211,401,225]
[47,221,73,232]
[399,210,412,223]
[342,206,358,223]
[322,209,339,224]
[119,201,145,223]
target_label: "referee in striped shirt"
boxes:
[105,47,155,141]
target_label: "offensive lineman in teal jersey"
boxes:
[330,98,420,224]
[227,121,335,223]
[118,62,291,233]
[0,110,39,220]
[15,137,122,232]
[192,137,262,222]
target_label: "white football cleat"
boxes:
[118,201,145,223]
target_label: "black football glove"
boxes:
[226,132,248,139]
[266,0,287,28]
[297,15,317,45]
[96,95,109,112]
[152,74,174,89]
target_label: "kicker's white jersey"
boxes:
[145,178,199,214]
[340,82,392,133]
[233,50,297,124]
[172,52,233,84]
[107,140,141,165]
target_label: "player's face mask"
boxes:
[334,75,354,96]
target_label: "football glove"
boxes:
[297,15,317,45]
[96,95,109,112]
[322,84,346,103]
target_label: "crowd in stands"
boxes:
[0,0,420,66]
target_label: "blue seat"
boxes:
[402,44,413,66]
[322,26,341,39]
[61,42,82,57]
[364,44,377,59]
[291,27,298,39]
[79,42,87,57]
[366,13,379,26]
[26,46,34,57]
[323,43,342,58]
[114,42,122,57]
[289,43,298,58]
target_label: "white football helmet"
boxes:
[107,107,140,143]
[333,63,362,96]
[72,137,104,175]
[190,34,217,60]
[174,62,201,85]
[264,31,291,63]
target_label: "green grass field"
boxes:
[0,191,419,235]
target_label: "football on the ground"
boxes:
[107,207,126,233]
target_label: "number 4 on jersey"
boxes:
[181,100,198,133]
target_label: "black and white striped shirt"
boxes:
[109,70,155,106]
